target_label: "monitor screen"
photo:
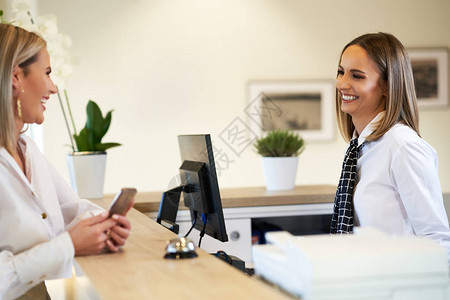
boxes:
[177,134,228,243]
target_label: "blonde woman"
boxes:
[0,23,132,298]
[331,32,450,262]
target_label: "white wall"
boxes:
[6,0,450,193]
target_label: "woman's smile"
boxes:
[341,93,359,102]
[40,97,48,111]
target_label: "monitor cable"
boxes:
[198,215,208,248]
[184,214,197,238]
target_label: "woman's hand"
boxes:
[68,211,117,256]
[106,214,132,252]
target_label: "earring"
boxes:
[16,87,24,119]
[17,98,22,119]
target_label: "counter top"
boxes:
[101,185,336,213]
[60,198,296,300]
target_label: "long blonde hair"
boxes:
[0,23,46,154]
[335,32,419,142]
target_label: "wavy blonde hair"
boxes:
[335,32,419,142]
[0,23,46,154]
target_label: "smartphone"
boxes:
[108,188,137,217]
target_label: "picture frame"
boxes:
[246,81,335,141]
[408,48,448,108]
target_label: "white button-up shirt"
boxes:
[353,112,450,261]
[0,135,102,299]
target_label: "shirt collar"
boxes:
[0,134,32,186]
[18,135,33,182]
[352,111,385,146]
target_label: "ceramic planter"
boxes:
[261,156,298,191]
[67,151,107,199]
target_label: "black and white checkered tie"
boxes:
[330,138,363,234]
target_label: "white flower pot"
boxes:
[67,152,107,199]
[261,156,298,191]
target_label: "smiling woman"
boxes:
[331,32,450,264]
[13,48,57,127]
[0,23,133,299]
[336,45,387,135]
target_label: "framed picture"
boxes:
[246,81,335,141]
[408,48,448,108]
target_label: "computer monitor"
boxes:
[157,134,228,243]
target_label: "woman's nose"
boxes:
[336,76,350,91]
[49,79,57,95]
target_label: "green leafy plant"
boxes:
[72,100,121,152]
[254,129,305,157]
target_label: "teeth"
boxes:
[41,99,47,104]
[342,94,357,101]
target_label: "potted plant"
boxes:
[254,129,305,191]
[65,100,121,199]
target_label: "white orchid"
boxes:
[10,0,74,87]
[11,0,31,15]
[3,0,78,151]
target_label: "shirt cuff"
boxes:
[65,209,104,230]
[13,232,75,286]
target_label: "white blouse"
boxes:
[0,135,102,299]
[353,112,450,262]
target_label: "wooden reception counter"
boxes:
[101,184,337,213]
[48,198,296,300]
[102,185,336,264]
[47,185,335,299]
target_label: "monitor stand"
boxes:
[157,185,184,234]
[157,184,197,234]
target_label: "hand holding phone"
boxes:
[108,188,137,217]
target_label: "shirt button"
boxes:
[41,213,47,219]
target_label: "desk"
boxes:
[106,185,336,263]
[47,199,295,300]
[122,185,336,212]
